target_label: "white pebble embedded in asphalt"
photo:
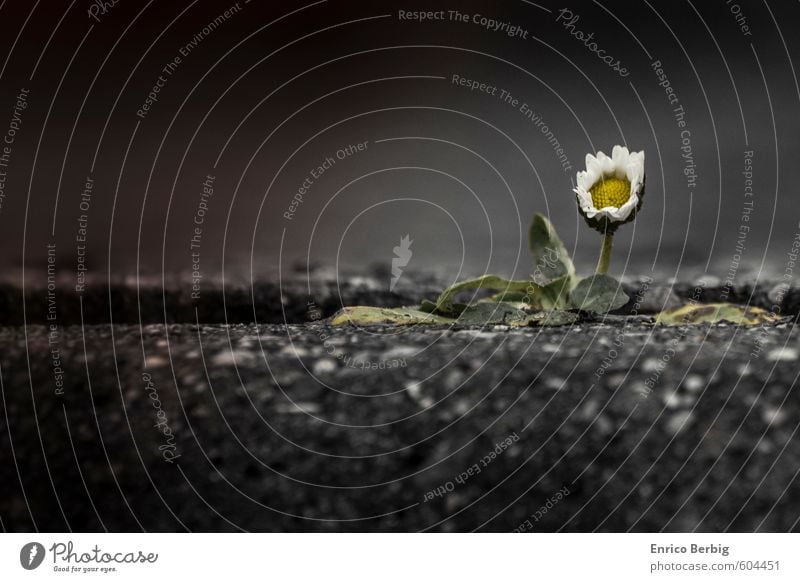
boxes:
[275,402,321,414]
[405,381,434,408]
[761,405,787,426]
[312,358,338,374]
[144,355,169,368]
[766,347,799,362]
[663,392,683,409]
[382,346,417,360]
[666,411,693,434]
[683,375,705,393]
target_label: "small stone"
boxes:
[762,405,787,426]
[544,377,566,391]
[683,375,705,393]
[666,411,693,434]
[275,402,321,414]
[757,440,774,454]
[280,344,308,358]
[594,416,614,436]
[454,330,499,340]
[383,346,417,360]
[405,381,434,408]
[211,350,250,366]
[312,358,338,374]
[642,358,661,372]
[144,355,168,368]
[453,398,471,415]
[605,373,626,389]
[444,369,465,390]
[663,392,683,409]
[579,399,600,421]
[767,348,798,362]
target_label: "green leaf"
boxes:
[655,303,782,326]
[520,310,580,327]
[569,275,629,313]
[485,291,529,303]
[417,299,438,313]
[330,306,452,326]
[528,213,576,285]
[330,304,578,328]
[456,302,529,325]
[435,275,537,312]
[538,275,572,310]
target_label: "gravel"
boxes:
[2,314,799,532]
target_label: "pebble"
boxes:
[663,392,683,409]
[144,355,169,368]
[683,375,705,393]
[454,330,500,340]
[605,373,626,389]
[312,358,338,374]
[761,405,787,426]
[757,440,774,454]
[544,377,566,391]
[443,369,465,390]
[594,416,614,436]
[280,344,309,358]
[642,358,661,372]
[275,402,321,414]
[383,346,418,359]
[405,381,434,408]
[666,411,693,434]
[579,399,600,421]
[453,398,471,415]
[211,350,251,367]
[767,347,798,362]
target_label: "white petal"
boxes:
[579,168,601,191]
[585,153,601,175]
[574,187,598,217]
[612,145,629,165]
[612,192,639,221]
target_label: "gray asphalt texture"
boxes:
[2,276,800,532]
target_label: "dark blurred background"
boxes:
[0,0,797,287]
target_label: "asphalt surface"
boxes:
[2,308,800,532]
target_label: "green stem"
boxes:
[596,232,614,275]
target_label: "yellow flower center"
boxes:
[589,177,631,209]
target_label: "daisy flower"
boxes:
[574,145,645,273]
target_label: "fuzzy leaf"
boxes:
[456,302,529,325]
[569,275,629,313]
[485,291,529,303]
[331,306,451,326]
[435,275,537,312]
[520,310,580,327]
[330,304,578,328]
[538,275,572,310]
[655,303,782,326]
[528,213,576,284]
